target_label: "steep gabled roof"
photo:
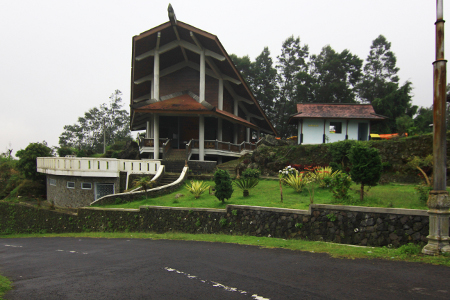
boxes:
[130,10,276,134]
[288,103,386,124]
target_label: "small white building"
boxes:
[288,103,386,145]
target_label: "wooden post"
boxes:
[199,115,205,161]
[153,114,159,159]
[217,118,223,141]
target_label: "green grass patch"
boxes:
[97,179,433,210]
[0,274,12,300]
[1,232,449,267]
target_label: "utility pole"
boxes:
[422,0,450,255]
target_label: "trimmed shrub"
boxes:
[214,169,233,203]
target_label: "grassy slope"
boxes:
[0,275,11,300]
[98,179,430,210]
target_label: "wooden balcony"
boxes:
[138,137,259,159]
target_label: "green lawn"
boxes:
[98,179,432,210]
[0,275,11,300]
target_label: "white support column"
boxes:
[217,118,223,141]
[233,124,238,144]
[199,49,205,103]
[153,114,159,159]
[150,81,154,99]
[149,115,154,138]
[199,115,205,161]
[218,78,223,110]
[146,121,151,138]
[153,51,160,100]
[234,99,238,116]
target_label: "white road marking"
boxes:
[55,250,88,254]
[4,244,22,248]
[164,267,270,299]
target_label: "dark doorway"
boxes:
[358,123,369,141]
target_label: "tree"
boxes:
[348,143,382,201]
[231,49,278,125]
[371,81,417,133]
[214,169,233,203]
[275,36,309,137]
[252,47,279,122]
[59,90,131,154]
[414,106,433,134]
[396,115,414,135]
[358,35,400,104]
[309,45,362,104]
[16,141,53,181]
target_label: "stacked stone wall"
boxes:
[2,201,446,248]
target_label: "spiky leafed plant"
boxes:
[283,172,306,193]
[234,178,259,197]
[185,181,210,199]
[314,166,341,189]
[133,176,154,199]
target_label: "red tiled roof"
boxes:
[289,103,386,123]
[135,94,209,112]
[215,109,257,129]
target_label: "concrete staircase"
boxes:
[162,149,186,172]
[216,159,239,177]
[153,172,180,188]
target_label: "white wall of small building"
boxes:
[298,119,371,145]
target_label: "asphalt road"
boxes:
[1,237,449,300]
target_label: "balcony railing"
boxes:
[37,157,161,178]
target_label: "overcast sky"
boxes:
[0,0,447,156]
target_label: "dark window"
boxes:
[81,182,92,190]
[67,181,75,189]
[329,122,342,134]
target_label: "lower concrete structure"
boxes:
[46,175,120,208]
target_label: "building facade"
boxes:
[288,103,385,145]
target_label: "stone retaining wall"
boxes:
[2,201,447,247]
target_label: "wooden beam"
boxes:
[173,26,188,61]
[135,40,180,61]
[186,34,225,61]
[134,61,189,84]
[186,61,241,85]
[223,81,253,104]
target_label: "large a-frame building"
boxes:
[130,6,276,163]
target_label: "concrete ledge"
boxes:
[227,204,310,215]
[140,206,226,213]
[311,204,429,216]
[80,207,139,212]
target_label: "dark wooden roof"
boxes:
[130,16,276,134]
[288,103,386,124]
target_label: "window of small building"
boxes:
[67,181,75,189]
[329,122,342,134]
[49,179,56,186]
[81,182,92,190]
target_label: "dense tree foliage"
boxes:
[16,141,53,181]
[232,33,419,136]
[59,90,131,154]
[358,35,399,103]
[309,45,362,104]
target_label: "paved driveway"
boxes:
[1,238,449,299]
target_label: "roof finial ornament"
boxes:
[168,3,177,25]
